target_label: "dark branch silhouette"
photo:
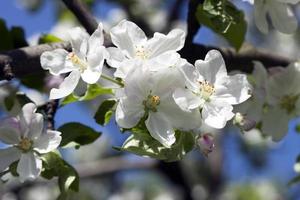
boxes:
[61,0,98,35]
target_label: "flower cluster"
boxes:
[41,20,251,148]
[0,103,61,182]
[236,61,300,141]
[243,0,300,34]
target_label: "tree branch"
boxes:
[61,0,98,35]
[180,44,292,73]
[0,42,71,80]
[0,42,293,81]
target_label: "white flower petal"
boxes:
[68,27,89,58]
[148,52,183,71]
[146,29,185,58]
[116,98,144,128]
[160,97,202,131]
[40,49,73,75]
[180,62,200,92]
[34,130,62,154]
[110,20,147,58]
[254,0,269,34]
[28,113,44,140]
[262,107,290,141]
[49,70,81,99]
[215,74,251,105]
[173,88,203,111]
[88,23,104,53]
[17,153,42,182]
[252,61,268,87]
[19,103,37,136]
[0,117,21,144]
[145,112,176,148]
[267,62,300,105]
[268,1,298,34]
[0,147,21,172]
[81,69,101,84]
[106,47,127,69]
[202,100,234,129]
[195,50,227,84]
[87,46,107,70]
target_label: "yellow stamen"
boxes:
[199,80,215,101]
[67,52,88,72]
[143,95,161,112]
[280,95,299,114]
[18,138,33,152]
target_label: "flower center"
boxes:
[143,95,160,112]
[18,137,33,152]
[67,52,88,72]
[199,80,215,101]
[279,94,299,114]
[135,46,149,60]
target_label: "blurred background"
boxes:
[1,0,300,199]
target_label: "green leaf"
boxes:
[288,175,300,186]
[0,19,13,50]
[9,161,19,177]
[119,126,196,162]
[94,100,116,126]
[4,95,15,111]
[41,152,79,193]
[61,84,113,105]
[58,122,101,147]
[38,34,63,44]
[196,0,247,50]
[11,26,28,48]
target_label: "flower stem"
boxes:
[101,74,124,87]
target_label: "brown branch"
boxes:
[180,44,292,73]
[0,42,71,80]
[61,0,98,35]
[0,42,293,81]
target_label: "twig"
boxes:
[61,0,98,35]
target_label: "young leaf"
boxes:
[118,126,196,162]
[41,152,79,194]
[58,122,101,147]
[94,100,116,126]
[38,34,63,44]
[196,0,247,50]
[61,84,113,105]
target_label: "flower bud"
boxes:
[233,112,256,131]
[197,133,215,157]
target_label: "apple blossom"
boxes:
[0,103,61,182]
[262,62,300,141]
[40,23,108,99]
[173,50,251,129]
[107,20,185,78]
[243,0,300,34]
[234,61,267,123]
[115,62,201,147]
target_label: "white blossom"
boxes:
[244,0,300,34]
[0,103,61,182]
[116,63,201,147]
[234,61,267,123]
[173,50,251,129]
[107,20,185,78]
[40,23,108,99]
[262,62,300,141]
